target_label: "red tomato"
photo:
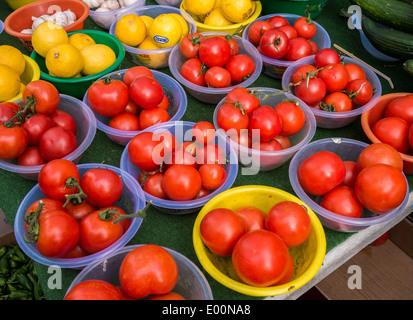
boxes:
[200,208,246,256]
[198,163,226,190]
[274,134,291,149]
[49,110,77,135]
[128,131,164,171]
[24,198,65,229]
[123,66,153,86]
[123,99,140,115]
[65,200,96,221]
[249,105,282,141]
[372,117,410,153]
[309,40,318,53]
[0,102,20,123]
[129,76,164,109]
[252,139,283,151]
[193,121,215,145]
[232,229,291,287]
[278,25,298,40]
[283,37,313,61]
[61,244,89,259]
[345,79,373,105]
[290,64,317,85]
[224,54,255,84]
[164,150,197,169]
[180,58,206,86]
[259,29,290,59]
[267,15,289,28]
[274,100,305,136]
[0,124,28,159]
[294,77,327,105]
[384,94,413,124]
[199,36,232,68]
[344,63,366,81]
[39,126,77,161]
[235,206,265,232]
[321,92,352,112]
[119,245,178,299]
[138,107,170,130]
[162,164,202,200]
[109,112,140,131]
[320,185,363,218]
[196,143,226,165]
[148,292,186,300]
[356,143,403,172]
[314,48,341,68]
[409,124,413,150]
[216,102,249,134]
[204,66,232,88]
[247,20,272,46]
[219,35,239,56]
[179,32,205,59]
[142,172,167,199]
[341,160,358,187]
[292,16,317,39]
[354,163,407,213]
[22,80,60,115]
[225,87,261,116]
[65,280,122,300]
[298,150,346,196]
[157,94,170,111]
[319,63,350,92]
[18,146,46,166]
[265,201,311,247]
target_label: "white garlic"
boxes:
[82,0,105,9]
[99,0,121,11]
[21,29,34,34]
[31,16,47,29]
[54,12,70,27]
[119,0,139,7]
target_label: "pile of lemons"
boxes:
[0,45,26,102]
[182,0,257,26]
[32,21,116,78]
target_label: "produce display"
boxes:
[20,9,77,34]
[0,45,26,101]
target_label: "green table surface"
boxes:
[0,0,412,300]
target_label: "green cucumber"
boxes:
[403,59,413,76]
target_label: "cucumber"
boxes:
[349,0,413,33]
[403,59,413,76]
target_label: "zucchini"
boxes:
[403,59,413,76]
[349,0,413,33]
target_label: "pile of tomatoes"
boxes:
[65,244,184,300]
[179,32,256,88]
[298,143,407,218]
[290,48,374,111]
[247,14,318,61]
[200,201,311,287]
[128,121,229,201]
[87,66,171,132]
[216,87,306,151]
[0,80,79,165]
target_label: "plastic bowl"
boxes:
[169,31,263,104]
[155,0,183,8]
[193,185,326,297]
[179,1,262,34]
[281,55,382,129]
[109,5,197,70]
[4,0,90,52]
[5,0,41,11]
[120,121,238,214]
[88,0,146,30]
[288,137,410,232]
[213,87,316,172]
[242,13,331,79]
[82,69,187,146]
[6,55,41,103]
[14,163,146,269]
[361,93,413,175]
[0,94,97,181]
[260,0,329,19]
[30,29,125,99]
[65,244,213,299]
[0,20,3,34]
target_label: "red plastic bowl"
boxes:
[4,0,89,51]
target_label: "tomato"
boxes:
[129,76,164,109]
[123,99,140,115]
[234,206,265,232]
[200,208,246,256]
[39,126,77,161]
[123,66,154,87]
[80,168,123,208]
[321,92,352,112]
[298,150,346,196]
[232,229,291,287]
[157,130,177,157]
[198,163,226,190]
[320,185,363,218]
[65,200,96,221]
[220,35,239,56]
[162,164,202,200]
[356,143,403,172]
[290,64,317,85]
[344,63,366,82]
[384,94,413,124]
[345,79,373,105]
[372,117,410,153]
[225,87,260,116]
[193,121,215,145]
[265,201,311,247]
[179,32,205,59]
[370,232,389,246]
[204,66,232,88]
[292,16,317,39]
[24,198,65,229]
[50,110,77,135]
[0,102,20,123]
[224,54,255,84]
[102,205,131,232]
[109,112,140,131]
[87,77,129,117]
[18,146,46,166]
[216,102,249,134]
[409,123,413,150]
[319,63,350,92]
[283,37,313,61]
[249,105,282,141]
[274,134,291,149]
[267,15,289,28]
[157,94,170,111]
[274,100,305,136]
[65,280,122,300]
[119,245,178,299]
[199,36,231,68]
[22,80,60,115]
[354,163,407,213]
[62,244,89,259]
[294,77,327,105]
[278,25,298,40]
[309,40,318,53]
[275,252,294,285]
[138,107,170,130]
[0,124,28,159]
[314,48,341,68]
[180,58,206,86]
[341,160,358,187]
[196,143,226,165]
[252,138,283,151]
[247,20,272,46]
[148,292,185,300]
[142,172,167,199]
[259,29,290,59]
[128,131,164,171]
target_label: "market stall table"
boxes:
[0,0,412,300]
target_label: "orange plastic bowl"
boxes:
[361,92,413,175]
[4,0,89,51]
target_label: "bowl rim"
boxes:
[0,19,3,34]
[88,0,146,17]
[192,185,327,297]
[288,137,410,227]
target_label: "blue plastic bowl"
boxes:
[281,55,382,129]
[120,121,239,214]
[242,13,331,79]
[0,94,97,181]
[288,138,410,232]
[83,69,187,146]
[0,20,4,34]
[14,163,146,269]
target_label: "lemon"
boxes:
[68,33,96,51]
[204,7,232,26]
[136,37,168,68]
[214,0,222,8]
[221,0,255,23]
[183,0,215,16]
[148,14,182,48]
[115,14,146,47]
[46,43,84,78]
[80,44,116,76]
[0,64,21,102]
[140,15,154,30]
[169,13,189,39]
[0,45,26,76]
[32,21,69,58]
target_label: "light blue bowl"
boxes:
[0,20,4,34]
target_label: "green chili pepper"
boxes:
[0,277,6,287]
[0,256,9,275]
[9,290,31,300]
[0,247,7,259]
[17,274,33,292]
[33,282,45,300]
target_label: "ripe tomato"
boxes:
[247,20,272,46]
[341,160,358,187]
[345,79,373,105]
[142,172,167,199]
[283,37,313,61]
[225,87,260,116]
[65,280,122,300]
[265,201,311,247]
[148,292,185,300]
[50,110,77,135]
[252,139,283,151]
[320,185,363,218]
[128,131,164,171]
[321,92,352,112]
[24,198,65,229]
[259,29,290,59]
[318,63,350,92]
[22,80,60,115]
[123,66,153,87]
[0,102,21,123]
[18,146,46,166]
[298,150,346,196]
[216,102,249,134]
[193,121,216,145]
[290,64,317,85]
[162,164,202,200]
[267,15,289,28]
[200,208,246,256]
[249,105,282,141]
[409,124,413,150]
[356,143,403,172]
[294,77,327,105]
[224,54,255,84]
[274,100,305,136]
[196,143,226,165]
[165,150,197,169]
[344,63,366,81]
[372,117,410,153]
[199,36,231,68]
[138,107,170,130]
[65,200,96,221]
[274,134,291,149]
[180,58,206,86]
[0,124,28,159]
[232,229,291,287]
[314,48,341,68]
[235,206,265,232]
[109,112,140,131]
[204,66,232,88]
[278,25,298,40]
[293,16,317,39]
[119,245,178,299]
[129,76,164,109]
[180,32,205,59]
[198,163,226,190]
[384,94,413,124]
[39,126,77,161]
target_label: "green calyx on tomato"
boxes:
[23,200,45,243]
[63,177,88,208]
[111,201,152,225]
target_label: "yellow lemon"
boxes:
[0,45,26,76]
[32,21,69,58]
[204,7,232,26]
[148,14,182,48]
[136,37,168,68]
[115,14,146,47]
[183,0,215,16]
[214,0,222,8]
[46,43,84,78]
[221,0,255,23]
[68,33,96,51]
[140,15,154,30]
[169,13,189,39]
[80,44,116,76]
[0,64,21,102]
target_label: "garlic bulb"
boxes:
[28,10,78,32]
[82,0,105,9]
[118,0,139,7]
[99,0,121,10]
[21,29,34,34]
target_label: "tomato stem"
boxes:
[24,201,44,243]
[63,177,88,208]
[112,201,152,224]
[319,101,336,112]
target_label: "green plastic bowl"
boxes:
[30,30,125,99]
[260,0,328,19]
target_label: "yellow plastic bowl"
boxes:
[5,0,41,10]
[6,55,40,102]
[180,1,262,35]
[193,185,326,297]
